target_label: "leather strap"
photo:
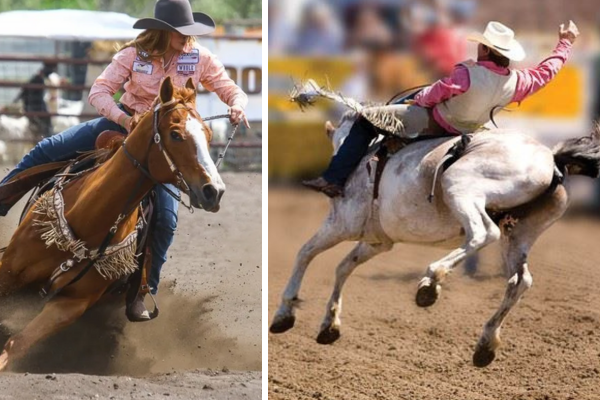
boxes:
[0,161,70,206]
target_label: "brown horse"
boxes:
[0,77,225,371]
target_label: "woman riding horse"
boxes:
[304,20,579,197]
[0,0,249,320]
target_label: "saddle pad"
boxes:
[0,161,70,211]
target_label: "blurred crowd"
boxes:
[269,0,478,104]
[269,0,476,72]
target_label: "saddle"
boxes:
[366,132,472,201]
[0,130,125,216]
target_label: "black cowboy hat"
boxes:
[133,0,215,36]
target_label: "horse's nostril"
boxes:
[202,184,218,202]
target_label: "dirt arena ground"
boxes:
[269,188,600,400]
[0,172,261,399]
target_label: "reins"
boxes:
[202,113,240,168]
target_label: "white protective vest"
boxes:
[434,61,518,133]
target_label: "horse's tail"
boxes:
[553,126,600,178]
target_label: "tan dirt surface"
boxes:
[0,172,261,399]
[269,188,600,400]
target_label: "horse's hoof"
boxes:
[269,315,295,334]
[0,350,8,372]
[473,345,496,368]
[316,326,340,345]
[416,282,440,307]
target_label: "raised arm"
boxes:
[199,49,249,127]
[88,47,135,130]
[512,21,579,103]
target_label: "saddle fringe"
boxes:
[33,189,139,280]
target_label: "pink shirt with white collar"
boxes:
[414,39,573,134]
[89,44,248,125]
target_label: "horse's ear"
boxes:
[185,78,196,91]
[325,120,336,138]
[160,76,174,104]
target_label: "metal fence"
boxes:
[0,38,261,170]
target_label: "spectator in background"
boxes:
[289,2,343,56]
[409,0,470,77]
[346,4,395,50]
[268,0,291,55]
[15,62,57,139]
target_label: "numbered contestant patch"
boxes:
[133,61,153,75]
[177,49,200,64]
[177,64,196,76]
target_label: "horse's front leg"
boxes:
[416,195,500,307]
[270,217,349,334]
[0,296,88,371]
[317,241,392,344]
[0,274,109,372]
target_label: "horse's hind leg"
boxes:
[416,195,500,307]
[317,241,392,344]
[270,219,350,334]
[473,185,567,367]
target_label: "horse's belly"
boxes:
[377,162,463,243]
[379,203,463,243]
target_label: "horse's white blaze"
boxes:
[186,115,225,189]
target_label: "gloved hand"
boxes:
[559,20,579,44]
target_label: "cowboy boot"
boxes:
[302,177,344,198]
[126,293,152,322]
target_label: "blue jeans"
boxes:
[323,117,378,186]
[1,114,178,295]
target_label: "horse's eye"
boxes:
[170,131,183,141]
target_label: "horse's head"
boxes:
[324,111,358,155]
[146,77,225,212]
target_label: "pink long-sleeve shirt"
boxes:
[89,44,248,125]
[414,38,573,134]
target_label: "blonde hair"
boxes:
[119,30,196,61]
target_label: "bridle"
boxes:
[121,98,235,213]
[122,98,195,212]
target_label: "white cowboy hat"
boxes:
[467,21,526,62]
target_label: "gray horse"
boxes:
[270,113,600,367]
